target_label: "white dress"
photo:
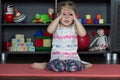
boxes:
[50,25,90,64]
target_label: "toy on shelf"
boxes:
[34,31,52,51]
[86,14,93,24]
[48,8,55,20]
[78,14,104,24]
[94,14,104,24]
[89,28,109,51]
[79,14,93,24]
[5,5,14,23]
[35,36,51,51]
[13,9,27,23]
[34,30,44,37]
[8,34,35,52]
[32,14,52,23]
[32,14,41,23]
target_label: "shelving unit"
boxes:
[0,0,115,63]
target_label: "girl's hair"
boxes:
[57,1,76,14]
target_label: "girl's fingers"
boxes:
[71,11,75,16]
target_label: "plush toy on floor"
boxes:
[89,28,108,51]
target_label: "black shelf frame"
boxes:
[0,0,113,63]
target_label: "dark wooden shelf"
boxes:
[4,51,51,54]
[78,50,108,54]
[2,23,110,27]
[2,23,50,26]
[83,24,111,27]
[4,50,108,55]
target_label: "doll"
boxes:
[5,5,14,23]
[48,8,55,20]
[89,28,108,51]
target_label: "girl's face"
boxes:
[60,8,74,27]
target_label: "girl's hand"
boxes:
[60,8,71,18]
[71,10,77,21]
[58,8,66,19]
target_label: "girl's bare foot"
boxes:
[31,62,47,69]
[85,63,93,69]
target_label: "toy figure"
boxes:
[6,5,14,13]
[14,8,27,23]
[40,14,51,23]
[5,5,14,23]
[32,14,42,23]
[89,28,108,51]
[32,14,51,23]
[48,8,55,20]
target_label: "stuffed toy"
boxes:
[89,28,109,51]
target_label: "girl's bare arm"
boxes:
[47,10,64,34]
[72,11,87,37]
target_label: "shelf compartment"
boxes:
[1,0,55,24]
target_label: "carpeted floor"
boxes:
[0,64,120,79]
[0,54,120,80]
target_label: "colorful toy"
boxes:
[41,14,51,23]
[94,14,104,24]
[93,18,99,24]
[96,14,102,19]
[13,9,27,23]
[32,14,52,23]
[89,28,108,51]
[35,38,43,47]
[32,14,41,23]
[8,34,35,52]
[99,19,104,24]
[82,18,87,24]
[86,14,91,19]
[79,14,104,24]
[78,18,82,23]
[35,36,51,51]
[86,19,92,24]
[34,30,44,37]
[5,5,14,23]
[34,31,51,51]
[78,33,90,51]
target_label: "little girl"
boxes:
[31,1,92,72]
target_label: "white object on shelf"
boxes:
[112,53,118,60]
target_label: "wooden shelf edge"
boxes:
[2,50,108,55]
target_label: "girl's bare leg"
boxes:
[31,62,47,69]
